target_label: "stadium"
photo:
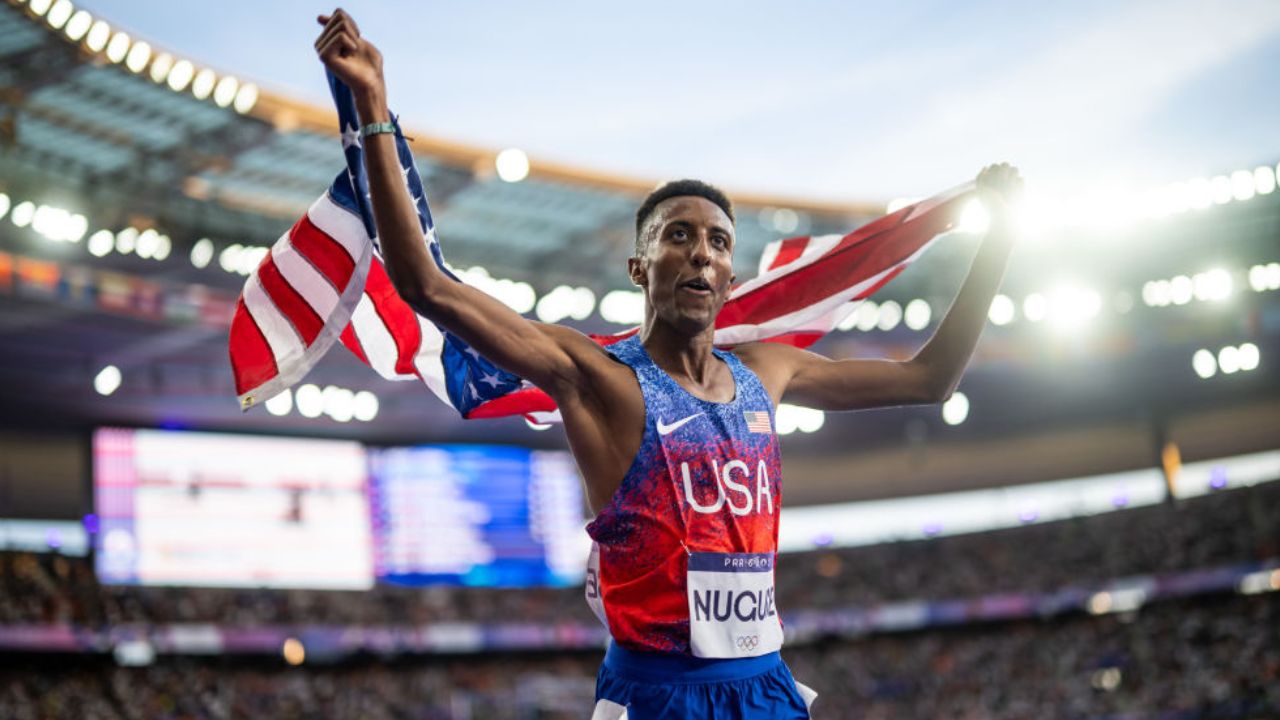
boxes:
[1,0,1278,717]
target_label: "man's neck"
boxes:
[640,320,721,385]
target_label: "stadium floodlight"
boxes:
[1230,170,1256,202]
[600,289,645,325]
[506,281,536,314]
[774,405,800,435]
[135,228,159,259]
[988,294,1015,325]
[190,238,214,268]
[772,208,800,234]
[11,201,35,228]
[794,405,825,433]
[124,41,151,74]
[1257,166,1278,196]
[63,9,91,40]
[218,244,241,273]
[213,75,239,108]
[904,298,931,330]
[153,234,171,261]
[941,391,969,426]
[1209,175,1232,205]
[264,389,292,417]
[84,19,110,52]
[1217,345,1240,374]
[1237,342,1260,372]
[1192,349,1216,379]
[1249,265,1268,293]
[323,385,355,422]
[1192,268,1231,302]
[28,0,53,16]
[1022,293,1048,322]
[87,229,113,257]
[1269,263,1280,291]
[495,148,530,182]
[282,638,305,666]
[0,193,9,220]
[45,0,73,29]
[191,68,217,100]
[233,83,259,114]
[66,213,87,242]
[1048,286,1102,331]
[114,227,138,255]
[956,198,990,234]
[104,31,130,64]
[1142,279,1171,307]
[569,287,596,321]
[353,391,379,422]
[877,299,902,331]
[855,300,880,331]
[167,60,194,91]
[1186,178,1212,210]
[1168,275,1193,305]
[149,52,173,84]
[93,365,121,396]
[294,384,323,418]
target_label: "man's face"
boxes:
[629,196,736,335]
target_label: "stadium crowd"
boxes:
[1,592,1276,719]
[2,482,1276,627]
[0,482,1277,718]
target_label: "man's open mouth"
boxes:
[681,278,712,295]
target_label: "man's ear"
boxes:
[628,257,647,287]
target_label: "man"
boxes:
[315,9,1022,718]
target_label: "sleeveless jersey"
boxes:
[585,335,784,656]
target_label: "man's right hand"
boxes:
[314,9,385,108]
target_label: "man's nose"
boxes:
[689,235,712,266]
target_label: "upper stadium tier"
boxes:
[0,0,884,288]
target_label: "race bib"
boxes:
[686,551,783,658]
[585,542,609,630]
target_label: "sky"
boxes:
[85,0,1280,204]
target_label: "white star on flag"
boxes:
[480,372,501,388]
[340,123,361,150]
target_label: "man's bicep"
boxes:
[411,282,589,393]
[781,348,938,411]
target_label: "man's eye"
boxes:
[713,236,728,248]
[672,229,688,241]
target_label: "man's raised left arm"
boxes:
[751,163,1023,411]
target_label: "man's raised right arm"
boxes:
[314,10,589,395]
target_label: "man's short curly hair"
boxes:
[633,179,734,258]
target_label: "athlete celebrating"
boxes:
[316,9,1022,718]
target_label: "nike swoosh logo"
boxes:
[657,413,704,436]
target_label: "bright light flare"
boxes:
[264,389,292,416]
[93,365,121,396]
[988,294,1015,325]
[1192,349,1216,379]
[956,198,990,234]
[942,392,969,425]
[495,148,530,182]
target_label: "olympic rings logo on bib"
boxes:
[735,635,760,652]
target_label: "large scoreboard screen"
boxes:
[369,445,588,587]
[94,428,373,589]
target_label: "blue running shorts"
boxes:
[591,642,817,719]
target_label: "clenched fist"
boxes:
[315,9,385,105]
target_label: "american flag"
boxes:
[743,411,772,434]
[228,72,974,423]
